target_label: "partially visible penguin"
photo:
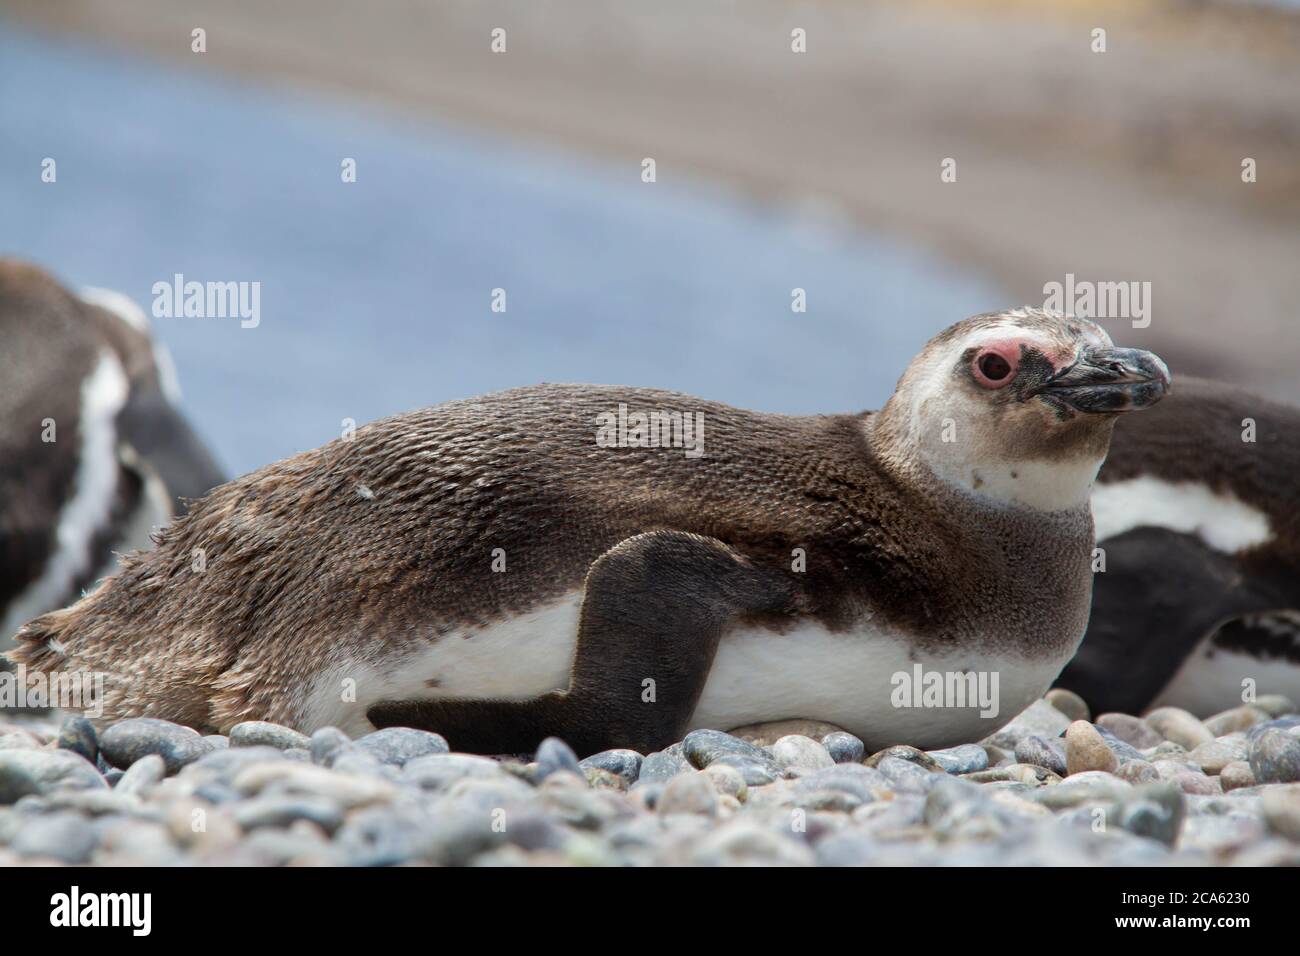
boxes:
[1057,378,1300,716]
[11,309,1169,754]
[0,260,225,649]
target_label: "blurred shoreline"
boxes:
[5,0,1300,402]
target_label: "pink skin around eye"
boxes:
[971,341,1024,389]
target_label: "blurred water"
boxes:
[0,24,1004,477]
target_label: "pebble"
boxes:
[821,732,865,764]
[579,749,643,786]
[769,735,834,772]
[1188,738,1249,775]
[229,721,311,751]
[1045,687,1090,723]
[56,716,99,764]
[353,727,449,767]
[0,694,1291,867]
[657,771,719,817]
[1065,721,1118,775]
[1260,785,1300,840]
[100,718,214,774]
[1249,728,1300,784]
[1253,695,1298,718]
[1096,712,1164,749]
[1144,707,1214,750]
[0,748,106,803]
[926,744,989,775]
[1220,761,1257,792]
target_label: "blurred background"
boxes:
[2,0,1298,477]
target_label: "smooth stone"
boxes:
[1254,695,1298,718]
[821,732,865,765]
[728,719,845,747]
[1066,721,1118,775]
[1145,707,1214,750]
[637,751,692,784]
[0,749,106,803]
[1188,739,1249,775]
[204,735,230,750]
[579,749,643,786]
[1171,771,1221,795]
[1204,705,1271,737]
[710,753,781,786]
[1096,713,1164,749]
[864,745,941,772]
[876,756,944,793]
[1093,727,1145,765]
[231,762,399,808]
[1003,763,1061,786]
[1220,761,1257,792]
[114,753,165,796]
[11,811,99,864]
[234,794,345,834]
[99,718,213,774]
[353,727,449,767]
[702,763,748,800]
[1014,735,1067,776]
[1045,688,1090,723]
[689,823,814,866]
[1249,728,1300,783]
[769,735,834,772]
[927,744,989,775]
[683,729,775,770]
[0,732,39,750]
[309,727,351,766]
[534,737,583,781]
[1260,784,1300,840]
[1115,759,1160,786]
[56,716,99,764]
[1115,784,1185,847]
[657,771,719,817]
[794,764,888,803]
[983,699,1072,749]
[1247,716,1300,744]
[229,721,311,751]
[1032,771,1132,810]
[402,754,504,790]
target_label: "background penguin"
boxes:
[10,309,1168,755]
[0,260,225,650]
[1058,377,1300,716]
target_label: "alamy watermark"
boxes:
[0,663,104,718]
[1043,273,1151,328]
[152,273,260,328]
[890,664,1000,718]
[595,403,705,458]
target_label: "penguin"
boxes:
[10,309,1169,755]
[0,260,225,650]
[1057,377,1300,716]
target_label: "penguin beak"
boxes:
[1036,345,1170,413]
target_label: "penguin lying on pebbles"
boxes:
[0,260,224,649]
[1059,377,1300,716]
[10,309,1169,755]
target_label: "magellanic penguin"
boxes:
[1058,377,1300,716]
[11,309,1169,755]
[0,260,225,650]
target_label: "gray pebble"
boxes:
[636,750,692,784]
[229,721,311,751]
[769,735,834,772]
[579,749,643,785]
[1014,735,1067,776]
[1096,712,1164,749]
[534,737,582,781]
[56,716,99,764]
[99,718,213,774]
[927,743,989,775]
[11,811,99,863]
[353,727,449,767]
[683,729,773,769]
[0,748,106,803]
[234,794,345,834]
[1249,728,1300,784]
[1045,687,1090,723]
[1145,707,1214,750]
[114,753,165,796]
[657,771,718,817]
[309,727,351,766]
[821,732,865,764]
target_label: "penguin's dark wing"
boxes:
[1057,527,1268,715]
[116,383,226,511]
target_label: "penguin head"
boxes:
[874,308,1169,511]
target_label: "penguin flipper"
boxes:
[117,384,225,511]
[367,530,800,756]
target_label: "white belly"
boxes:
[304,590,1068,748]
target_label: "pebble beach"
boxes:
[3,690,1299,867]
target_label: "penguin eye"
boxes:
[972,349,1017,388]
